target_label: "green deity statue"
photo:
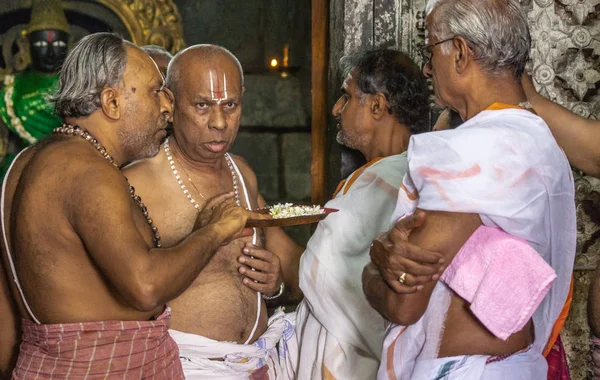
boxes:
[0,0,70,177]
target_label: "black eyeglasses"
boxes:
[418,37,455,65]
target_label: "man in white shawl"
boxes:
[293,49,432,379]
[362,0,576,379]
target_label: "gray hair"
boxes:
[141,45,173,60]
[340,49,431,135]
[52,33,131,118]
[166,44,244,95]
[426,0,530,78]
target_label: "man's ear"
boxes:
[371,93,387,120]
[454,37,471,74]
[100,87,121,120]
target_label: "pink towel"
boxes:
[440,226,557,340]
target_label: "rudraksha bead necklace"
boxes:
[53,123,161,248]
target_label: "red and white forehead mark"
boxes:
[48,30,55,42]
[209,70,228,104]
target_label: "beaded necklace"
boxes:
[53,123,161,248]
[163,137,241,211]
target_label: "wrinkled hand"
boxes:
[202,194,252,245]
[194,192,236,230]
[361,262,383,295]
[238,243,284,296]
[195,193,270,244]
[370,211,445,294]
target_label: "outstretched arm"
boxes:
[522,74,600,177]
[363,210,480,325]
[71,165,260,312]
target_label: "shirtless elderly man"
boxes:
[124,44,303,379]
[363,0,576,378]
[0,33,258,379]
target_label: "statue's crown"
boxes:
[27,0,70,34]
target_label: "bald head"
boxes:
[141,45,173,76]
[166,44,244,95]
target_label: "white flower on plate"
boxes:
[268,203,325,219]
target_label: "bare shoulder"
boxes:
[229,153,258,195]
[15,140,131,221]
[123,150,165,186]
[3,147,37,192]
[30,140,126,191]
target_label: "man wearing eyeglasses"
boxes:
[363,0,576,378]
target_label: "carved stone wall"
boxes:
[330,0,600,378]
[523,2,600,378]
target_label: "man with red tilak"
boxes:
[125,44,303,379]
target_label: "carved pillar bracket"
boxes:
[97,0,186,54]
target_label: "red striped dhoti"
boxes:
[12,307,183,379]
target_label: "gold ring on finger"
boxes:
[399,272,407,284]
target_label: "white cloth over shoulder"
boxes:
[294,154,408,380]
[170,307,297,380]
[381,108,576,379]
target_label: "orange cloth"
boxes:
[543,277,573,357]
[333,157,383,198]
[485,102,524,111]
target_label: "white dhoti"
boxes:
[170,308,297,379]
[380,106,576,379]
[294,154,408,380]
[409,350,547,380]
[379,283,548,380]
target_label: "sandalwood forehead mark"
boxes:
[209,70,229,104]
[342,72,353,89]
[149,57,165,86]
